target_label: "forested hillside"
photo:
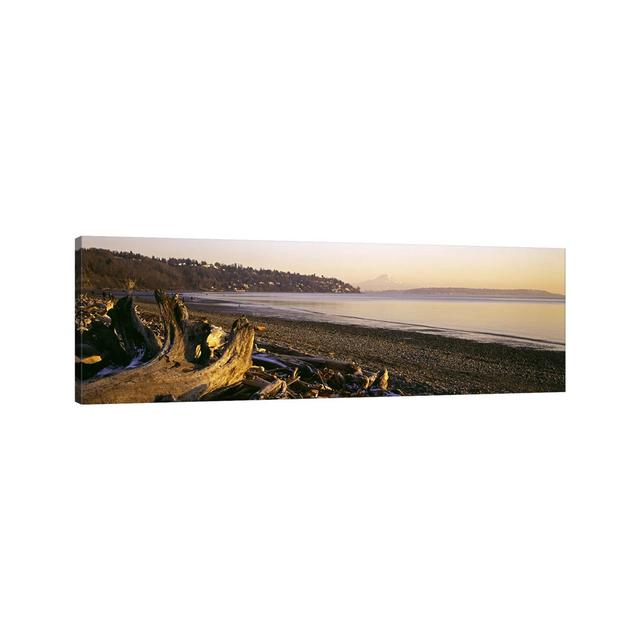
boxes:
[76,248,360,293]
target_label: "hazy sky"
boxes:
[81,236,566,294]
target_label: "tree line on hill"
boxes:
[76,248,360,294]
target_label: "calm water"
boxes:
[189,292,566,350]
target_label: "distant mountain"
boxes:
[76,248,361,294]
[358,274,406,292]
[384,287,565,299]
[358,275,564,298]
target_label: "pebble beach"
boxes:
[159,298,565,395]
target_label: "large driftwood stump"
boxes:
[107,295,161,361]
[77,290,255,404]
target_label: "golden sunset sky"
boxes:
[81,237,566,294]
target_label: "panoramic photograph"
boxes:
[75,236,565,404]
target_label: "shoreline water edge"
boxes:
[135,290,566,351]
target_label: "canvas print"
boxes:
[75,237,565,404]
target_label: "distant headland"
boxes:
[76,248,360,294]
[374,287,565,299]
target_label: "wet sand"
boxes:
[137,297,565,395]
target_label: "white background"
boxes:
[1,1,639,638]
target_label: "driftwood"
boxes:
[206,341,395,401]
[251,378,287,400]
[77,291,255,404]
[75,294,161,378]
[75,291,403,403]
[107,295,161,361]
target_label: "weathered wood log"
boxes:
[74,339,107,379]
[76,296,160,381]
[77,290,255,404]
[108,295,161,361]
[252,350,361,377]
[251,378,287,400]
[82,317,130,367]
[251,352,294,372]
[377,368,389,390]
[200,381,249,402]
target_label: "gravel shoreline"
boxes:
[137,298,565,395]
